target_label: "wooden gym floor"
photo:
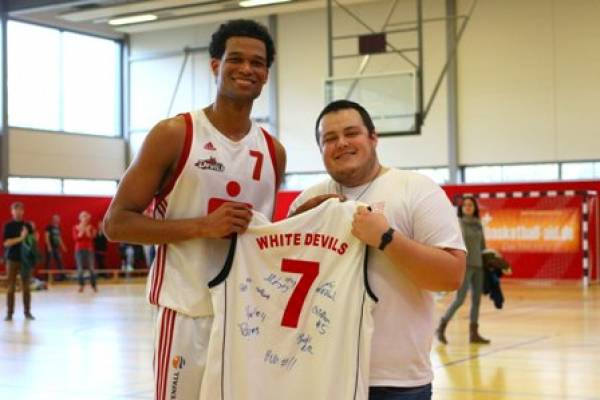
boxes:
[0,280,598,400]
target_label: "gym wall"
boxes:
[126,0,600,175]
[8,128,125,180]
[0,193,121,273]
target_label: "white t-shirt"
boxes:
[289,168,466,387]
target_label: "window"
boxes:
[8,177,117,196]
[464,164,559,183]
[63,179,117,196]
[62,32,120,136]
[561,161,600,180]
[502,164,558,182]
[464,166,503,183]
[7,21,61,131]
[7,20,121,136]
[411,168,450,184]
[8,177,62,195]
[282,173,330,191]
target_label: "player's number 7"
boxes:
[280,259,320,328]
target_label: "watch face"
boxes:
[379,229,394,250]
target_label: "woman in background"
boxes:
[437,196,490,344]
[73,211,97,293]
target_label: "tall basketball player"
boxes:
[103,20,286,400]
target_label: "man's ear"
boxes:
[369,130,379,145]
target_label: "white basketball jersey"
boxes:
[200,199,377,400]
[147,109,280,317]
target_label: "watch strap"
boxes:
[378,228,395,250]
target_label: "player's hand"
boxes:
[352,206,391,247]
[198,202,253,238]
[290,194,345,217]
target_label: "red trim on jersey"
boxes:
[149,244,167,305]
[155,308,176,400]
[155,199,167,218]
[156,112,194,206]
[261,128,280,220]
[156,309,167,400]
[261,128,280,189]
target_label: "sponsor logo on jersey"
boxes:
[172,355,186,369]
[203,141,216,151]
[194,157,225,172]
[170,356,185,399]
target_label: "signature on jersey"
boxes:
[312,306,331,335]
[238,322,260,337]
[256,287,271,300]
[315,281,336,301]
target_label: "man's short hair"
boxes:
[10,202,24,210]
[209,19,275,68]
[314,100,376,145]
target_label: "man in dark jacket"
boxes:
[2,202,35,321]
[45,214,67,280]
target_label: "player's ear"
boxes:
[210,58,220,79]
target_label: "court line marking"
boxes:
[435,386,600,400]
[436,335,550,368]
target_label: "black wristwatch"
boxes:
[378,228,395,250]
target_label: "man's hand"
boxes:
[197,202,253,238]
[351,206,391,248]
[290,194,344,217]
[4,227,28,247]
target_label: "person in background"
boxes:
[73,211,97,293]
[2,202,35,321]
[94,221,109,278]
[119,242,135,274]
[44,214,67,281]
[22,221,41,278]
[437,195,490,344]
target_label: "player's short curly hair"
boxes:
[209,19,275,68]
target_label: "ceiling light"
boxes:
[239,0,292,7]
[108,14,158,26]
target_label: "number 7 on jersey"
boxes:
[280,259,320,328]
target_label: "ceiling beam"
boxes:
[60,0,218,22]
[116,0,374,34]
[7,0,90,14]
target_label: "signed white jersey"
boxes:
[147,109,280,317]
[200,199,377,400]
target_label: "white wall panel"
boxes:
[554,0,600,160]
[458,0,556,165]
[9,129,125,180]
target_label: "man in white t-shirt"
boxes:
[289,100,466,400]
